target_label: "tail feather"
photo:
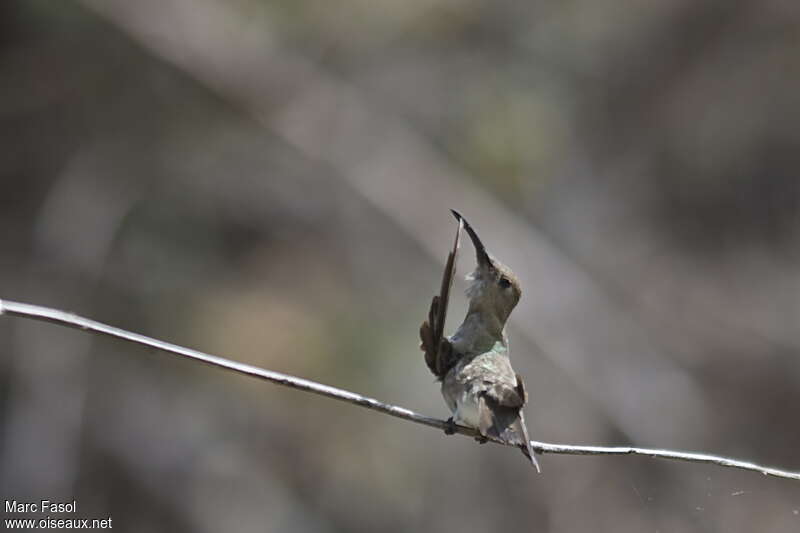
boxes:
[515,411,541,473]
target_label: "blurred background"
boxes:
[1,0,799,531]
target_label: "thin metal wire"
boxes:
[2,299,798,481]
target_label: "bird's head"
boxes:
[451,210,521,327]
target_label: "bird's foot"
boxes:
[474,435,488,444]
[444,417,457,435]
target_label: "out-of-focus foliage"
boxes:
[1,1,799,531]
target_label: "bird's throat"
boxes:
[451,310,507,356]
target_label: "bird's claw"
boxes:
[474,435,488,444]
[444,417,457,435]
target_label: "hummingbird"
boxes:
[420,210,540,472]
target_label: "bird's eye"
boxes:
[498,277,511,289]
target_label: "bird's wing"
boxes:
[420,215,463,380]
[480,357,527,407]
[478,374,540,471]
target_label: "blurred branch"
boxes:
[2,299,798,482]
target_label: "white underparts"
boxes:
[453,390,481,428]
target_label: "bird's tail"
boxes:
[514,411,541,473]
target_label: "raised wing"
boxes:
[419,213,463,380]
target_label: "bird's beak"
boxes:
[451,209,493,270]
